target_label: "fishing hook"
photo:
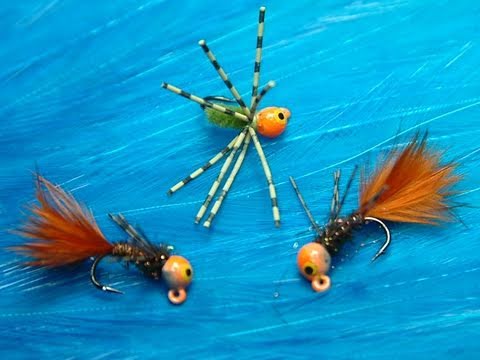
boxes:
[364,216,391,262]
[90,255,124,294]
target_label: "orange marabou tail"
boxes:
[10,175,113,267]
[359,133,460,224]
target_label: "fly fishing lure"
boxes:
[162,6,291,228]
[290,133,460,292]
[10,175,193,305]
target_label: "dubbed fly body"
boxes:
[203,100,291,138]
[315,213,365,256]
[291,133,460,293]
[10,175,193,305]
[162,6,291,228]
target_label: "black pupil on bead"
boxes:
[305,266,313,275]
[278,112,285,120]
[186,269,192,277]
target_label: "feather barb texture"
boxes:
[10,175,113,267]
[359,134,460,224]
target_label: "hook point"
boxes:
[102,286,124,294]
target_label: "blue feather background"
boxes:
[1,0,479,358]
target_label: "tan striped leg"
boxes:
[198,40,251,117]
[250,80,276,117]
[167,134,239,195]
[195,129,247,223]
[250,6,266,107]
[248,126,280,227]
[203,133,251,228]
[162,82,249,123]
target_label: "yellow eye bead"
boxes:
[301,261,318,278]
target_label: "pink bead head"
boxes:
[297,242,332,292]
[162,255,193,305]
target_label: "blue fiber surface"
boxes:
[1,0,479,358]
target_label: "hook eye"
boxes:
[311,275,331,292]
[168,288,187,305]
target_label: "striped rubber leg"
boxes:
[108,213,146,243]
[250,80,275,117]
[248,126,280,227]
[203,133,251,228]
[109,213,174,254]
[162,82,249,123]
[336,165,358,216]
[289,177,322,236]
[329,170,341,223]
[198,40,251,117]
[167,134,239,195]
[195,129,247,223]
[250,6,266,107]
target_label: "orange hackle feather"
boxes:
[11,175,113,267]
[359,134,460,225]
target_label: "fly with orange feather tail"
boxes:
[8,174,193,305]
[290,132,461,293]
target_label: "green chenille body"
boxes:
[204,105,247,129]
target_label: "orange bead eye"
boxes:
[256,107,291,138]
